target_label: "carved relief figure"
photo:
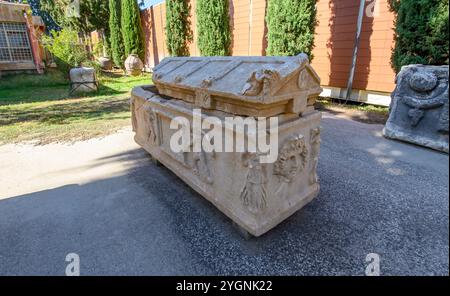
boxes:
[309,128,321,185]
[298,68,310,90]
[195,89,212,109]
[401,71,449,129]
[181,131,216,185]
[191,150,215,184]
[241,68,281,97]
[274,135,308,200]
[143,105,158,145]
[132,99,159,146]
[240,153,268,214]
[131,97,138,133]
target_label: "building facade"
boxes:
[141,0,396,106]
[0,1,44,75]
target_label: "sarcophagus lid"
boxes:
[152,54,322,117]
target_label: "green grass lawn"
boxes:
[0,70,151,145]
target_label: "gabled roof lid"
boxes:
[152,54,322,116]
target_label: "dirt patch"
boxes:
[315,99,389,125]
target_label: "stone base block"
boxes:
[131,85,322,237]
[69,67,98,93]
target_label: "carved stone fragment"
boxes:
[383,65,449,153]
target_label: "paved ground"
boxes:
[0,113,448,275]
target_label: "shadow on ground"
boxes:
[0,116,448,275]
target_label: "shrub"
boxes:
[93,40,105,59]
[121,0,145,61]
[42,29,89,75]
[109,0,125,67]
[389,0,449,73]
[266,0,317,58]
[166,0,193,56]
[196,0,231,56]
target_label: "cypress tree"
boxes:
[196,0,231,56]
[109,0,125,66]
[166,0,193,56]
[121,0,145,60]
[389,0,449,73]
[266,0,317,58]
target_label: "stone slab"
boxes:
[383,65,449,153]
[69,67,98,93]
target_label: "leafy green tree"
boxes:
[266,0,317,58]
[109,0,125,66]
[121,0,145,60]
[389,0,449,72]
[166,0,193,56]
[42,28,89,74]
[196,0,231,56]
[39,0,109,34]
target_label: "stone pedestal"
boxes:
[383,65,449,153]
[69,67,98,94]
[131,55,323,236]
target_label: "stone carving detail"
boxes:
[174,75,184,83]
[195,89,212,109]
[240,153,268,214]
[190,150,215,184]
[181,132,216,185]
[298,68,309,90]
[274,135,308,183]
[241,68,281,97]
[143,105,158,145]
[402,71,447,127]
[153,72,163,80]
[383,65,449,153]
[201,77,214,88]
[309,128,321,185]
[274,135,308,201]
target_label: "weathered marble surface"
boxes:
[383,65,449,153]
[131,86,322,236]
[69,67,97,93]
[132,55,323,236]
[125,54,144,76]
[98,57,113,71]
[152,55,322,117]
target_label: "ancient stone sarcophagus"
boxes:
[383,65,449,153]
[131,54,323,236]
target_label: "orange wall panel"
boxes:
[311,0,396,92]
[141,0,396,93]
